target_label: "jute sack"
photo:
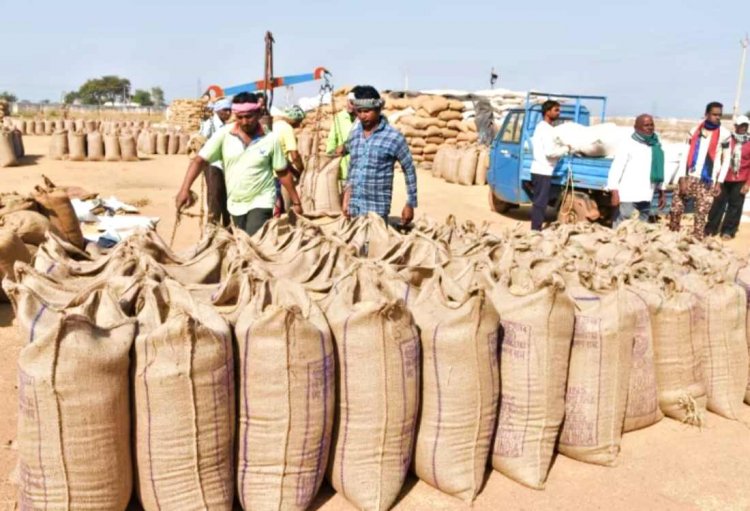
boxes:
[178,133,190,155]
[44,119,55,135]
[87,131,105,161]
[0,230,31,301]
[49,130,68,160]
[156,131,168,155]
[458,147,479,185]
[0,130,18,167]
[103,133,121,161]
[629,278,707,425]
[15,289,135,510]
[475,148,490,186]
[680,273,748,420]
[736,266,750,403]
[432,146,447,178]
[35,120,45,136]
[119,135,138,161]
[443,147,461,183]
[85,120,97,133]
[412,272,500,503]
[234,279,335,511]
[622,290,663,432]
[558,283,634,466]
[146,131,158,155]
[167,132,180,155]
[68,131,87,161]
[25,120,35,135]
[12,129,25,159]
[486,261,574,489]
[312,156,342,214]
[133,281,235,511]
[33,188,85,249]
[0,210,54,245]
[321,264,420,511]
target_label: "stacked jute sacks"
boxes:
[432,144,491,186]
[5,117,152,136]
[2,213,750,510]
[0,99,9,122]
[167,98,209,132]
[0,182,87,300]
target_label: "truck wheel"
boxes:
[489,190,513,214]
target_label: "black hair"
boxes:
[354,85,380,100]
[233,92,259,104]
[542,100,560,116]
[705,101,723,114]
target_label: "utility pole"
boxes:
[732,34,749,118]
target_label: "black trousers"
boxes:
[232,208,273,236]
[531,173,552,231]
[705,181,745,237]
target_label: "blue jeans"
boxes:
[615,201,651,226]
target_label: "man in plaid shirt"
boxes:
[342,85,418,224]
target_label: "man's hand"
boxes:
[712,183,721,197]
[342,186,351,218]
[742,183,749,195]
[291,203,303,216]
[401,204,414,226]
[678,177,688,196]
[175,188,194,211]
[611,190,620,207]
[335,145,346,157]
[658,190,666,210]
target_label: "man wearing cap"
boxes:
[326,87,360,185]
[199,97,233,225]
[705,115,750,239]
[176,92,302,236]
[670,101,732,239]
[272,106,306,215]
[341,85,418,225]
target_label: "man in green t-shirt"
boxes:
[326,87,360,182]
[176,92,302,235]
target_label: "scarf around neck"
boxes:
[632,131,665,184]
[686,121,720,183]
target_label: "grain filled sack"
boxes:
[486,262,574,489]
[412,272,500,503]
[34,120,45,136]
[0,230,31,302]
[49,130,68,159]
[63,119,75,132]
[103,133,121,161]
[119,134,138,161]
[629,278,707,425]
[14,288,135,510]
[87,131,105,161]
[145,131,158,155]
[0,210,53,245]
[26,120,35,135]
[12,129,25,158]
[475,147,490,186]
[133,281,234,511]
[443,147,461,184]
[14,119,27,135]
[321,264,420,511]
[458,147,479,185]
[234,279,334,511]
[432,146,447,178]
[622,290,663,432]
[558,283,634,466]
[178,133,190,155]
[0,130,18,167]
[736,266,750,403]
[68,131,87,161]
[167,132,180,154]
[85,119,97,133]
[679,273,748,420]
[33,188,85,249]
[44,119,54,135]
[312,156,342,214]
[156,131,168,155]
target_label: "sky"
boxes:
[1,0,748,118]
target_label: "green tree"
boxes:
[151,86,165,107]
[63,91,79,105]
[0,91,17,103]
[132,89,153,106]
[76,76,131,105]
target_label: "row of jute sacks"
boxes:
[4,214,750,511]
[47,128,192,161]
[432,145,491,186]
[1,117,153,136]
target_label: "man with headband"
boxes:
[271,105,306,215]
[176,92,303,235]
[342,85,418,225]
[326,86,361,185]
[199,97,233,226]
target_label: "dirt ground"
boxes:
[1,137,750,511]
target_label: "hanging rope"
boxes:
[560,157,577,223]
[169,186,205,248]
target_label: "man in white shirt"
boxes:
[608,114,666,226]
[669,101,731,239]
[199,97,233,226]
[529,100,569,230]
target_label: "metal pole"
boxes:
[732,34,749,118]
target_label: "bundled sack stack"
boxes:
[2,212,750,511]
[432,144,491,186]
[8,118,153,136]
[167,98,209,133]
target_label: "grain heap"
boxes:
[2,213,749,511]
